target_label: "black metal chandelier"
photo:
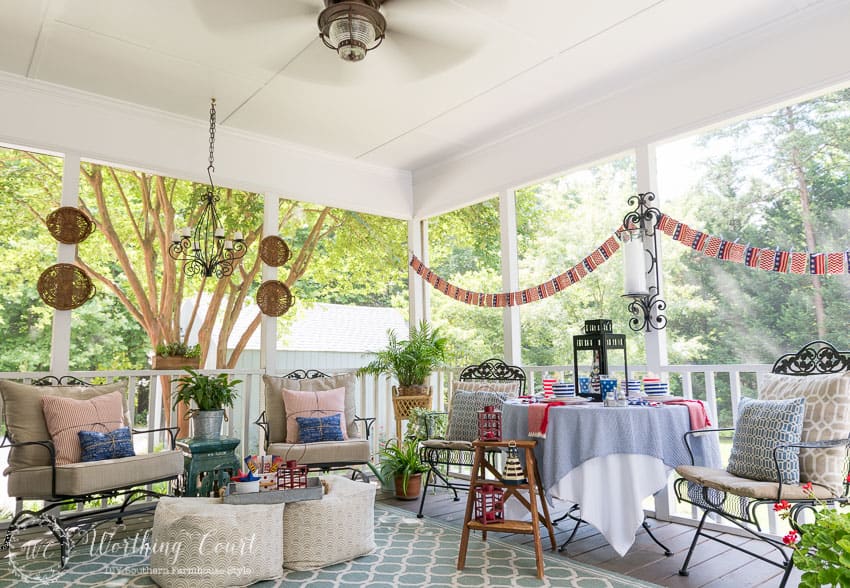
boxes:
[169,99,246,278]
[619,192,667,332]
[318,0,386,62]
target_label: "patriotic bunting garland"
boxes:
[410,211,849,309]
[656,213,849,276]
[409,231,621,308]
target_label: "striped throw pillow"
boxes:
[41,391,125,465]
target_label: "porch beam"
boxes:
[49,151,80,374]
[636,144,668,373]
[260,193,278,375]
[407,218,429,327]
[500,189,521,364]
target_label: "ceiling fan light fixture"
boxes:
[319,0,386,62]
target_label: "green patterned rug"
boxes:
[0,504,659,587]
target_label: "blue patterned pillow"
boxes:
[296,414,345,443]
[727,397,805,484]
[445,390,509,442]
[78,427,135,462]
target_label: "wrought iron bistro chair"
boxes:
[674,341,850,587]
[256,370,375,481]
[417,358,526,518]
[0,376,181,569]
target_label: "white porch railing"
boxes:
[0,361,778,535]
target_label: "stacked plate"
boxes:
[643,379,669,396]
[552,381,575,397]
[621,379,641,395]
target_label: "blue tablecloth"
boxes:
[503,402,720,492]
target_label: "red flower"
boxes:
[846,473,850,484]
[782,530,799,546]
[801,482,813,493]
[774,500,791,512]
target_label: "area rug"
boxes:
[0,504,659,587]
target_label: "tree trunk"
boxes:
[786,108,826,338]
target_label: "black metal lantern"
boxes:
[573,319,629,401]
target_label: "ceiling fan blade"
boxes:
[192,0,318,32]
[382,20,483,78]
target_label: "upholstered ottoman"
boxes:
[283,475,376,570]
[150,497,283,588]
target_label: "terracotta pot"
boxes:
[394,384,431,397]
[152,355,201,370]
[393,473,423,500]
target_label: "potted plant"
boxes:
[153,342,202,370]
[776,479,850,588]
[372,438,430,500]
[358,320,448,396]
[173,369,241,440]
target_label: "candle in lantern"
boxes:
[214,227,225,238]
[233,231,243,241]
[181,227,192,238]
[171,231,179,243]
[623,230,648,295]
[224,240,233,250]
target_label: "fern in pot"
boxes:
[173,369,241,440]
[358,320,448,396]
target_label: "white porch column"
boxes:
[260,193,279,374]
[49,152,80,374]
[500,189,521,364]
[635,144,668,374]
[407,218,429,326]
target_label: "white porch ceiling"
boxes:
[1,0,849,217]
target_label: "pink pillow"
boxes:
[41,391,125,465]
[282,387,348,443]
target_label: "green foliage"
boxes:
[405,406,447,441]
[793,506,850,588]
[358,320,448,387]
[155,342,201,358]
[375,438,429,494]
[173,369,241,411]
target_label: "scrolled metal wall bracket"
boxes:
[621,192,667,332]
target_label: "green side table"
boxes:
[177,436,241,497]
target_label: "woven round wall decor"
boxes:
[256,280,293,317]
[259,236,291,267]
[37,263,95,310]
[45,207,94,244]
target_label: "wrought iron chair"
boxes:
[256,369,375,481]
[674,340,850,587]
[417,358,526,518]
[0,376,181,569]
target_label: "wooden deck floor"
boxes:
[381,488,802,588]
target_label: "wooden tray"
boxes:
[223,476,323,505]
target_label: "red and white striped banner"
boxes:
[658,213,849,276]
[409,231,621,307]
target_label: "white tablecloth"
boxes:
[502,402,719,555]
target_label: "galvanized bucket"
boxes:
[192,410,224,440]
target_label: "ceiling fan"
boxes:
[194,0,505,84]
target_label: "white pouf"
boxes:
[283,475,376,570]
[150,497,284,588]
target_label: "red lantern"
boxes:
[477,405,502,441]
[277,459,308,489]
[474,484,504,524]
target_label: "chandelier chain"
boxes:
[208,99,216,172]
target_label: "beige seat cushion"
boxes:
[0,380,127,473]
[676,465,836,501]
[6,450,183,498]
[421,439,474,451]
[267,439,370,466]
[263,373,359,443]
[283,475,376,570]
[759,371,850,494]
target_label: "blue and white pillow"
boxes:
[726,397,805,484]
[296,414,345,443]
[78,427,135,462]
[445,390,510,442]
